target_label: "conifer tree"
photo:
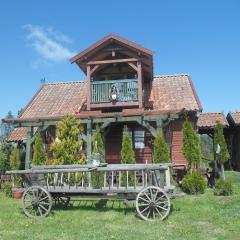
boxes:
[32,131,47,166]
[120,126,135,186]
[182,120,201,172]
[153,130,170,163]
[10,147,22,187]
[51,115,85,165]
[92,124,105,163]
[121,126,135,164]
[10,148,20,170]
[214,122,229,180]
[91,125,105,188]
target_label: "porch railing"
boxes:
[91,79,138,103]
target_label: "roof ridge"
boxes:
[153,74,190,78]
[200,112,225,115]
[44,80,86,86]
[229,111,240,114]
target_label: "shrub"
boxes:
[214,122,229,180]
[10,148,20,170]
[214,179,233,196]
[51,115,85,165]
[182,120,201,172]
[2,182,12,198]
[182,171,207,194]
[120,126,135,186]
[32,131,47,166]
[153,130,170,163]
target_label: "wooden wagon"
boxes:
[6,164,172,221]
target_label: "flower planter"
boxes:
[12,189,24,199]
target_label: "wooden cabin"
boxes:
[226,112,240,170]
[5,34,202,169]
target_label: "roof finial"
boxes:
[40,78,46,85]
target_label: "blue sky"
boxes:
[0,0,240,119]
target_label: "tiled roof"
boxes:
[150,74,202,111]
[197,112,229,129]
[227,112,240,125]
[19,81,87,119]
[7,127,27,142]
[17,74,201,121]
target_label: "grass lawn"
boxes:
[0,171,240,240]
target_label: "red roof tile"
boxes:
[197,112,229,129]
[7,127,27,142]
[150,74,202,111]
[19,81,87,119]
[17,74,201,121]
[227,112,240,125]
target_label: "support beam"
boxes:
[90,64,100,75]
[136,119,157,137]
[25,126,33,169]
[87,65,91,111]
[86,121,92,163]
[88,58,138,65]
[127,62,138,71]
[137,61,143,109]
[156,119,163,131]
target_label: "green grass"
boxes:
[1,171,240,240]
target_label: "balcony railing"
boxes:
[91,79,138,104]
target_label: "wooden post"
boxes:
[156,119,163,132]
[87,64,91,111]
[137,61,143,109]
[165,167,171,190]
[25,126,33,169]
[86,121,92,163]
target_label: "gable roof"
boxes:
[70,34,153,64]
[227,112,240,125]
[197,112,229,129]
[14,74,201,122]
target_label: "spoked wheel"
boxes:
[54,196,71,208]
[136,186,170,221]
[22,186,52,218]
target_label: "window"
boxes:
[134,129,145,149]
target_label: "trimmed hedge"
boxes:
[182,171,207,194]
[214,179,233,196]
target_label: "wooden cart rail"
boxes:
[7,164,172,191]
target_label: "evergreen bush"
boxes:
[214,179,233,196]
[182,171,207,194]
[51,115,85,165]
[120,126,135,186]
[91,125,105,188]
[214,122,229,179]
[10,148,22,188]
[153,130,170,163]
[32,131,47,166]
[182,120,201,172]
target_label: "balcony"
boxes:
[91,79,138,107]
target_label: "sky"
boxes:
[0,0,240,119]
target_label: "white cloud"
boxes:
[24,24,76,62]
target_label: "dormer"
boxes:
[70,34,153,111]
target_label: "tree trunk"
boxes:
[220,164,225,180]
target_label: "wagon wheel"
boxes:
[136,186,170,221]
[22,186,52,218]
[54,196,71,208]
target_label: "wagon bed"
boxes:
[7,163,173,221]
